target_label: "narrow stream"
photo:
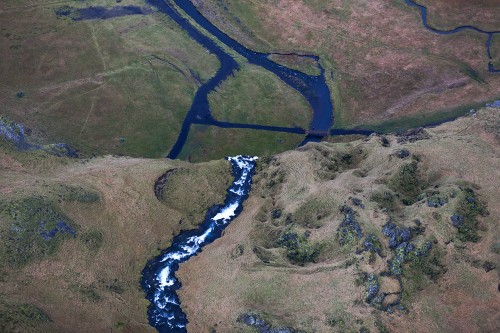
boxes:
[404,0,500,73]
[141,156,258,332]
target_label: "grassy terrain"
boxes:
[0,137,232,332]
[209,63,312,128]
[357,100,490,132]
[0,106,498,333]
[492,34,500,68]
[267,54,321,76]
[416,0,499,31]
[193,0,500,130]
[177,124,305,162]
[175,108,500,333]
[0,0,219,158]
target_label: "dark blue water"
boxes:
[141,156,257,333]
[143,0,334,159]
[404,0,500,73]
[39,220,77,240]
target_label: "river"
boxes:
[141,155,257,332]
[140,1,499,332]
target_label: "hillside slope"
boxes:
[0,142,231,332]
[176,107,500,333]
[0,106,499,332]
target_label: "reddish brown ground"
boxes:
[194,0,500,129]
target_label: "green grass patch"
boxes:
[0,7,219,158]
[452,187,488,242]
[177,125,304,162]
[292,197,332,228]
[209,64,311,128]
[79,230,104,253]
[357,102,489,133]
[401,246,446,306]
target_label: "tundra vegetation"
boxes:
[175,108,499,333]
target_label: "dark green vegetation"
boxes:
[0,183,101,268]
[452,187,488,242]
[389,160,422,205]
[0,197,78,268]
[0,298,54,333]
[277,230,322,264]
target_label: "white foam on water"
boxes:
[161,251,184,262]
[212,202,239,222]
[158,266,174,287]
[186,225,213,247]
[229,187,245,196]
[167,296,179,305]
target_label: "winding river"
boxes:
[144,0,334,159]
[141,155,257,332]
[139,1,500,332]
[404,0,500,73]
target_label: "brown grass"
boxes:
[175,108,500,332]
[0,146,232,332]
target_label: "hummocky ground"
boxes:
[0,106,499,332]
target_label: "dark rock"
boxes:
[153,169,177,200]
[277,232,299,249]
[337,205,363,245]
[486,100,500,108]
[365,273,379,302]
[238,313,265,327]
[351,197,365,208]
[0,117,33,150]
[450,215,465,228]
[380,136,390,147]
[238,313,294,333]
[397,128,430,144]
[271,209,282,219]
[363,233,382,254]
[482,261,496,272]
[382,222,412,249]
[427,194,447,208]
[44,143,79,158]
[395,149,411,159]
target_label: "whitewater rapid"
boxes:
[141,155,258,332]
